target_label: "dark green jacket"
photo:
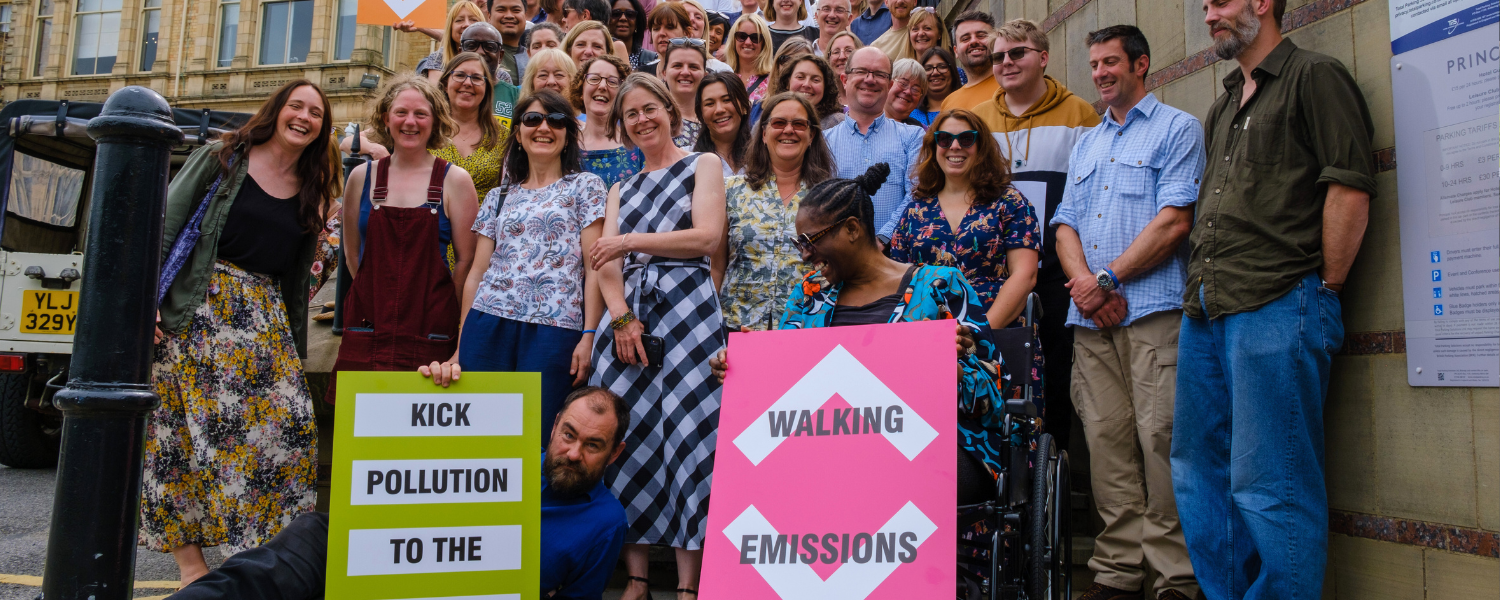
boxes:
[159,141,317,357]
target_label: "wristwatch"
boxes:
[1096,268,1119,292]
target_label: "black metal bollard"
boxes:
[41,86,183,600]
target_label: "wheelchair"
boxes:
[958,292,1073,600]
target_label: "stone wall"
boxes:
[981,0,1500,594]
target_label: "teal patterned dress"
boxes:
[580,146,645,189]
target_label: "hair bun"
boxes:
[854,163,890,196]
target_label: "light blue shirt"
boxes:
[824,114,923,239]
[1052,93,1206,329]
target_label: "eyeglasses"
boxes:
[461,40,503,53]
[991,46,1041,63]
[449,72,489,86]
[733,31,762,44]
[794,217,852,253]
[624,104,664,123]
[922,63,950,72]
[815,5,849,14]
[845,68,891,81]
[519,111,570,128]
[584,73,622,88]
[612,8,637,19]
[767,117,810,132]
[668,37,707,48]
[933,130,980,149]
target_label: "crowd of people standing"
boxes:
[147,0,1377,598]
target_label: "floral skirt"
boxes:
[140,261,318,554]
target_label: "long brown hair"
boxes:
[215,79,337,233]
[438,52,504,151]
[770,54,842,121]
[743,92,836,192]
[913,109,1012,201]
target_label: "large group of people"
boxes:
[149,0,1376,598]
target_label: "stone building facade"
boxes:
[0,0,437,123]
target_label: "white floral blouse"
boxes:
[472,172,606,330]
[720,174,808,330]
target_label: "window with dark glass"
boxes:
[334,0,357,60]
[32,0,52,76]
[139,0,159,71]
[216,0,239,68]
[259,0,312,65]
[72,0,122,75]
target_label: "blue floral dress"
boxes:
[888,186,1044,405]
[778,264,1012,476]
[580,146,645,189]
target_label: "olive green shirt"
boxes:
[1185,38,1376,319]
[159,141,317,357]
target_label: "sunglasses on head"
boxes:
[519,111,570,128]
[668,37,707,48]
[461,39,503,53]
[991,46,1041,63]
[733,31,762,44]
[933,130,980,149]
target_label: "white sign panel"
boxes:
[347,525,523,576]
[352,393,524,437]
[351,459,524,505]
[1390,24,1500,387]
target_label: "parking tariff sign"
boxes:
[327,372,542,600]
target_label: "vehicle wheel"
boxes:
[1052,451,1073,600]
[1027,434,1061,600]
[0,372,58,468]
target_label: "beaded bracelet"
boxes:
[609,312,637,330]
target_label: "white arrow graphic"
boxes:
[721,503,939,600]
[732,344,938,465]
[381,0,428,19]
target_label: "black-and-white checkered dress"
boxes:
[591,152,724,550]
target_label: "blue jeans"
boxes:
[459,310,584,446]
[1170,272,1343,600]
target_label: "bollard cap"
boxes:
[87,86,185,146]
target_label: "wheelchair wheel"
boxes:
[1027,433,1070,600]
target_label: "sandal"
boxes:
[627,575,654,600]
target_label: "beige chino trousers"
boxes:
[1071,310,1197,597]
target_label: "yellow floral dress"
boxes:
[720,174,808,330]
[430,121,510,201]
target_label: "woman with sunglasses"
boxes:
[708,162,1011,481]
[887,110,1041,384]
[610,0,656,69]
[334,74,479,402]
[662,38,709,148]
[586,73,726,600]
[716,92,836,331]
[692,72,753,177]
[919,47,959,125]
[884,57,929,127]
[433,53,509,203]
[573,55,646,189]
[728,14,774,102]
[423,90,608,443]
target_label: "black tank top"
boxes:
[217,175,302,276]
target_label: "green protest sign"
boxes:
[326,371,541,600]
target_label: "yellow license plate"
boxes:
[22,290,78,335]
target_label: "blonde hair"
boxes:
[441,1,487,65]
[679,0,710,36]
[726,13,774,75]
[519,48,579,99]
[825,29,863,56]
[368,73,457,151]
[996,18,1049,53]
[766,0,808,23]
[563,20,615,63]
[892,9,950,62]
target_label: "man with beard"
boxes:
[165,387,631,600]
[1054,25,1203,600]
[824,47,924,241]
[972,18,1100,469]
[1170,0,1374,595]
[867,0,916,58]
[939,10,999,111]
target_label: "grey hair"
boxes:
[891,58,927,92]
[605,72,683,146]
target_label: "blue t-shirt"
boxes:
[849,5,891,45]
[540,456,628,600]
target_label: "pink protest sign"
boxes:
[700,320,957,600]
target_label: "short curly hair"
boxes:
[367,73,456,151]
[771,54,842,121]
[569,54,632,113]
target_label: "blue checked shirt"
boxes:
[824,115,923,239]
[1052,94,1206,329]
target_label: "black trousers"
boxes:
[167,512,329,600]
[1036,278,1076,457]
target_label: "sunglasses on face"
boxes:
[612,8,636,19]
[461,40,503,53]
[794,217,852,253]
[584,73,622,87]
[733,31,762,44]
[933,130,980,149]
[991,46,1041,63]
[768,117,810,132]
[520,111,570,128]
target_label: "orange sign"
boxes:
[357,0,448,29]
